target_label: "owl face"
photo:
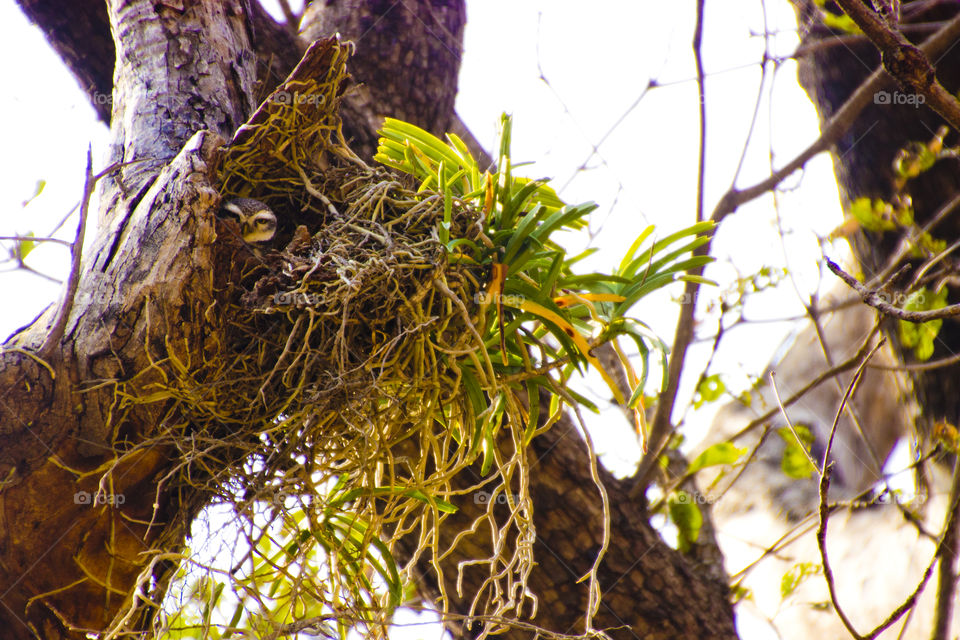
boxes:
[222,198,278,243]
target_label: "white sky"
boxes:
[0,2,855,638]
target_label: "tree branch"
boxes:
[815,341,880,639]
[631,9,960,496]
[711,10,960,223]
[630,0,709,495]
[826,259,960,322]
[834,0,960,131]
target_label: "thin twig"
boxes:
[710,11,960,223]
[827,259,960,322]
[866,192,960,288]
[629,0,709,495]
[784,21,941,61]
[808,337,945,639]
[40,149,114,357]
[869,349,960,371]
[629,12,960,495]
[815,340,883,640]
[693,0,707,225]
[770,371,822,473]
[0,236,73,247]
[276,0,301,39]
[728,325,880,445]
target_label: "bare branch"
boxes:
[39,153,126,357]
[631,0,709,495]
[834,0,960,130]
[632,9,960,496]
[827,259,960,322]
[711,11,960,223]
[0,236,72,247]
[815,341,880,640]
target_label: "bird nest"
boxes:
[108,37,713,639]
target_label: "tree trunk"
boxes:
[2,2,736,638]
[792,0,960,430]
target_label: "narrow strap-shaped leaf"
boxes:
[619,225,656,277]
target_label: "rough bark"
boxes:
[0,2,264,637]
[2,1,736,639]
[299,0,473,162]
[0,131,237,638]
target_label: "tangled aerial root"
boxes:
[107,38,543,638]
[106,30,711,638]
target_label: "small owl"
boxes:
[222,198,278,243]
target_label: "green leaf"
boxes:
[679,274,718,286]
[731,584,753,604]
[22,180,46,207]
[17,231,37,261]
[626,372,647,410]
[360,530,405,609]
[668,491,703,553]
[221,600,245,639]
[688,442,747,473]
[620,222,713,279]
[638,235,711,282]
[693,374,726,409]
[848,197,896,232]
[898,287,948,361]
[524,380,541,445]
[777,425,817,479]
[502,204,549,265]
[618,226,656,276]
[500,178,546,231]
[822,12,861,34]
[540,251,566,297]
[614,255,714,315]
[780,562,822,598]
[380,118,464,172]
[562,273,631,288]
[479,393,506,475]
[813,0,861,34]
[558,385,600,413]
[329,486,456,513]
[460,365,487,440]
